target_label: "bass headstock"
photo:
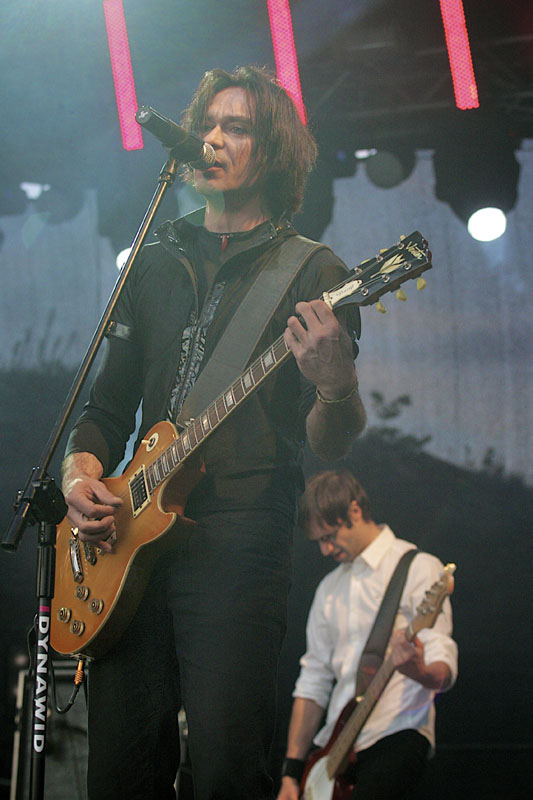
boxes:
[407,563,456,639]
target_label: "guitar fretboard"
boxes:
[135,230,431,498]
[144,333,292,493]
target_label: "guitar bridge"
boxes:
[69,537,84,583]
[129,465,151,518]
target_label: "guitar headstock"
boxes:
[323,231,432,311]
[407,563,456,639]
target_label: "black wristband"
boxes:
[281,757,306,782]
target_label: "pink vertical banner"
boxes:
[439,0,479,110]
[267,0,307,124]
[103,0,144,149]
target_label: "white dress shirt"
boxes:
[293,525,458,753]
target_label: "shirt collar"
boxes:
[351,525,396,573]
[155,207,294,265]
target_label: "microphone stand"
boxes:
[2,152,181,800]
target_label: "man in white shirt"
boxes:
[277,469,458,800]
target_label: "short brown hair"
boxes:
[298,470,372,532]
[181,65,317,217]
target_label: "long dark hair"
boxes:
[182,65,317,217]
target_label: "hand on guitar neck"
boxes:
[285,299,357,398]
[390,629,452,691]
[285,298,365,461]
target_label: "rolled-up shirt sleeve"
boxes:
[405,555,459,689]
[293,581,337,710]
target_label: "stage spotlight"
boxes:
[467,207,507,242]
[364,148,416,189]
[20,182,51,200]
[433,123,519,241]
[355,149,377,160]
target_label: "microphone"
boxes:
[135,106,216,169]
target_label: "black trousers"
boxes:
[86,509,293,800]
[347,730,430,800]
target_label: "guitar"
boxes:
[50,231,432,659]
[299,564,456,800]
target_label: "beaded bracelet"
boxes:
[316,382,359,405]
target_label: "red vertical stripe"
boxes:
[267,0,307,124]
[439,0,479,110]
[103,0,143,150]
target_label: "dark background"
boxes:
[1,1,532,798]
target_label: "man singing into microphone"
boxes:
[61,66,366,800]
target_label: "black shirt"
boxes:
[66,210,360,518]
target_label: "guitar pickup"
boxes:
[129,465,151,518]
[83,542,97,565]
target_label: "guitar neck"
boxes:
[144,333,292,494]
[326,656,396,778]
[139,230,432,498]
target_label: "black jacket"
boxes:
[66,210,359,516]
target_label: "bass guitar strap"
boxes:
[176,235,329,426]
[355,547,419,698]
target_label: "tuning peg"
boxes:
[399,234,406,240]
[417,277,427,291]
[376,301,387,314]
[396,289,407,301]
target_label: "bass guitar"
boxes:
[50,231,432,659]
[299,563,456,800]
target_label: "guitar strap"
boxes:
[355,547,419,698]
[176,235,329,426]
